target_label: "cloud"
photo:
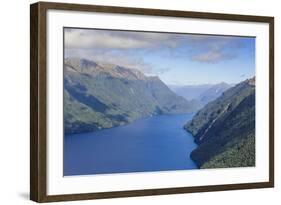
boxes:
[64,28,251,71]
[64,28,179,74]
[191,50,235,63]
[65,29,149,49]
[186,35,241,63]
[64,28,180,50]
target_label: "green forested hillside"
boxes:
[64,58,197,134]
[184,77,255,168]
[201,136,255,168]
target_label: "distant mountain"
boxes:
[184,77,255,168]
[64,58,197,134]
[198,82,232,105]
[169,84,213,100]
[170,83,232,107]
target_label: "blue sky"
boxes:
[64,28,255,85]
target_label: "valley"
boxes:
[170,82,232,108]
[64,57,256,171]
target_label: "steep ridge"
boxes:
[64,58,197,134]
[184,77,255,168]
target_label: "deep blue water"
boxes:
[64,114,198,176]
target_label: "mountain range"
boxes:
[184,77,255,168]
[64,58,197,134]
[170,83,232,108]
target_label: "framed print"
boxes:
[30,1,274,202]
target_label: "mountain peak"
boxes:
[248,76,255,86]
[114,65,147,80]
[65,57,97,68]
[80,58,98,68]
[148,76,161,81]
[65,57,148,81]
[64,57,99,74]
[217,82,229,86]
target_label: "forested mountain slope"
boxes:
[184,77,255,168]
[64,58,197,134]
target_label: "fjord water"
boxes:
[64,114,198,176]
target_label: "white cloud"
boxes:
[191,50,235,63]
[64,28,250,67]
[187,35,241,63]
[64,28,178,49]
